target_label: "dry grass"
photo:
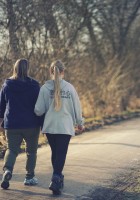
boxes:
[38,133,47,145]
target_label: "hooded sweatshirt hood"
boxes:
[43,79,67,91]
[3,77,39,93]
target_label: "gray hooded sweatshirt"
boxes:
[34,79,83,136]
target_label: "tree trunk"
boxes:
[6,0,21,60]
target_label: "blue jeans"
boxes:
[3,128,40,178]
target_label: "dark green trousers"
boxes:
[3,128,40,179]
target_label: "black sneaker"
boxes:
[1,170,12,189]
[49,175,63,195]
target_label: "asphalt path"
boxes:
[0,118,140,200]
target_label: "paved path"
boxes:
[0,118,140,200]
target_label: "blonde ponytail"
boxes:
[50,60,64,111]
[54,66,61,111]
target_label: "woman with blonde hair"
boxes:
[35,60,84,195]
[0,58,41,189]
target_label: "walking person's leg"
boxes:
[46,133,56,171]
[53,134,71,176]
[1,129,23,189]
[23,128,40,186]
[46,133,71,195]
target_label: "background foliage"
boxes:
[0,0,140,117]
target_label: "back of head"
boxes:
[50,60,64,76]
[50,60,65,111]
[12,58,29,80]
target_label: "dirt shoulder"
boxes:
[77,164,140,200]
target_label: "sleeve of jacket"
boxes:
[34,86,47,116]
[0,86,6,118]
[71,85,84,126]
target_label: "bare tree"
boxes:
[93,0,140,58]
[0,0,140,116]
[6,0,21,60]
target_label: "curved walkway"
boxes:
[0,118,140,200]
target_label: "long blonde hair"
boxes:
[50,60,64,111]
[11,58,29,80]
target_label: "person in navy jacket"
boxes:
[0,58,41,189]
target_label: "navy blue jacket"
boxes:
[0,77,41,129]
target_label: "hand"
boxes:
[77,125,85,132]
